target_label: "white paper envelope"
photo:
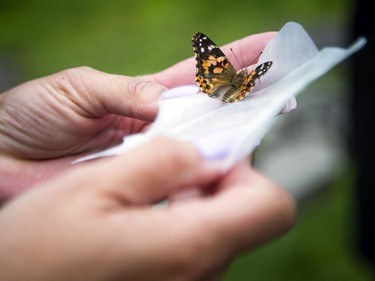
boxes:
[75,22,366,170]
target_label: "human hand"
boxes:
[0,68,164,197]
[0,138,294,281]
[0,32,275,199]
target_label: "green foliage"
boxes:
[0,0,352,82]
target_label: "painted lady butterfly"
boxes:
[192,32,272,103]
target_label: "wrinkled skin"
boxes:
[0,32,295,281]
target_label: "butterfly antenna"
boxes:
[230,49,265,70]
[249,51,263,66]
[230,48,244,69]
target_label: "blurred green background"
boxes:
[0,0,355,84]
[0,0,373,280]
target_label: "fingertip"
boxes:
[223,32,277,69]
[229,169,296,234]
[248,170,296,232]
[180,169,296,255]
[92,137,221,204]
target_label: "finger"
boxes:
[179,164,295,256]
[146,32,276,88]
[80,137,222,204]
[215,157,254,189]
[169,156,254,204]
[49,67,165,121]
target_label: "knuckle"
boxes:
[126,78,160,98]
[53,66,97,95]
[58,66,96,79]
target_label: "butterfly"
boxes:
[192,32,272,103]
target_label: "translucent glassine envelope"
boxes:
[75,22,366,170]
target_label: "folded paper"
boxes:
[75,22,366,170]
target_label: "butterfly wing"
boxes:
[192,32,236,95]
[223,61,273,103]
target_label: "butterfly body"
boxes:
[192,32,272,103]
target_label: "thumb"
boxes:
[51,67,165,121]
[185,164,295,256]
[77,137,222,204]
